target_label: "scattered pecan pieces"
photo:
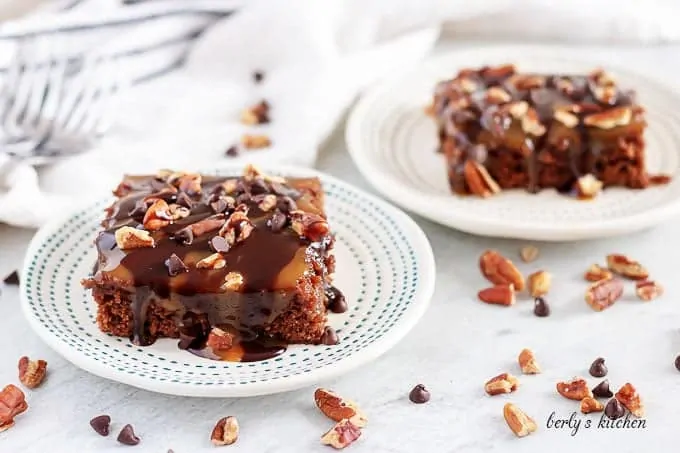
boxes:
[478,284,515,306]
[320,419,362,450]
[0,384,28,432]
[503,403,537,438]
[519,245,539,263]
[556,378,593,401]
[518,349,541,375]
[606,254,649,280]
[211,416,239,446]
[615,383,644,417]
[484,373,520,396]
[479,250,525,291]
[18,356,47,389]
[241,134,271,149]
[584,264,612,282]
[527,270,551,298]
[463,161,501,198]
[240,100,270,125]
[635,280,663,301]
[115,226,155,250]
[585,278,623,312]
[580,397,605,414]
[314,388,367,427]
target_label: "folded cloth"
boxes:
[2,0,680,228]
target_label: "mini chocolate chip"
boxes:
[117,424,140,446]
[589,357,608,378]
[3,271,19,285]
[270,182,301,199]
[409,384,431,404]
[173,227,194,245]
[89,415,111,437]
[320,326,339,345]
[165,254,188,277]
[268,211,288,233]
[209,236,230,253]
[210,198,229,214]
[176,192,196,209]
[225,145,239,157]
[253,70,265,83]
[249,179,269,195]
[533,297,550,317]
[675,354,680,372]
[128,199,148,218]
[604,398,625,420]
[592,380,614,398]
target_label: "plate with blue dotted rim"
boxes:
[347,45,680,241]
[20,164,435,397]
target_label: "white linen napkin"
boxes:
[2,0,680,228]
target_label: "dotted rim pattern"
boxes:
[20,165,436,397]
[347,45,680,241]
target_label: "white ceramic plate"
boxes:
[346,45,680,241]
[20,165,435,397]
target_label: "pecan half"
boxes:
[463,161,501,198]
[584,264,613,282]
[606,254,649,280]
[314,388,367,427]
[0,384,28,432]
[556,378,593,401]
[580,397,605,414]
[503,403,537,438]
[484,373,520,396]
[320,419,362,450]
[585,278,624,312]
[479,250,525,291]
[635,280,663,301]
[18,357,47,389]
[114,226,155,250]
[518,349,541,375]
[176,173,202,195]
[478,284,515,306]
[615,383,644,417]
[211,416,239,446]
[527,271,551,298]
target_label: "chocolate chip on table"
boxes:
[117,424,140,446]
[320,326,339,345]
[675,355,680,372]
[268,210,288,233]
[165,254,188,277]
[589,357,608,378]
[3,271,19,285]
[409,384,431,404]
[533,297,550,317]
[89,415,111,436]
[252,70,265,83]
[209,236,230,253]
[592,380,614,398]
[327,293,348,314]
[225,145,240,157]
[604,398,626,420]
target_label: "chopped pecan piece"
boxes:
[241,134,271,149]
[479,250,525,291]
[0,384,28,432]
[580,397,605,414]
[240,100,270,125]
[115,226,155,250]
[503,403,537,438]
[290,211,329,242]
[219,211,254,247]
[314,388,367,428]
[635,280,663,301]
[211,416,239,446]
[484,373,519,396]
[463,161,501,198]
[584,264,612,282]
[584,107,632,129]
[606,254,649,280]
[478,284,515,306]
[196,253,226,270]
[519,245,539,263]
[615,383,644,417]
[206,328,234,352]
[320,419,362,450]
[585,278,623,312]
[575,174,603,199]
[18,356,47,389]
[518,349,541,374]
[527,271,551,298]
[556,378,593,401]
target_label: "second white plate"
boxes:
[347,45,680,241]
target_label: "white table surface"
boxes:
[3,39,680,452]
